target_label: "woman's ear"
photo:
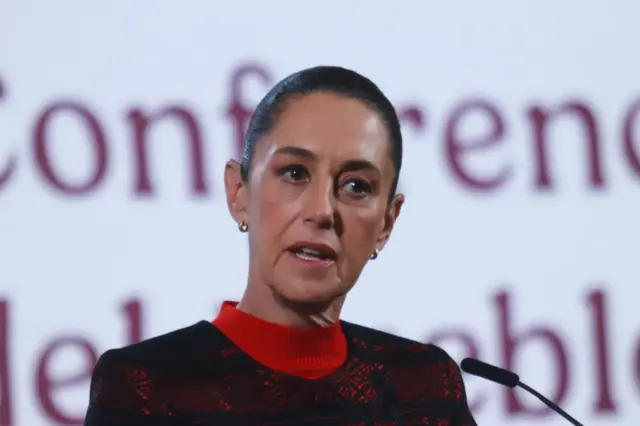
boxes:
[375,193,404,252]
[224,160,249,225]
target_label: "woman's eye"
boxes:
[280,165,309,182]
[342,179,372,195]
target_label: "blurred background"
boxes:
[1,1,639,425]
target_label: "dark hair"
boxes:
[241,65,403,198]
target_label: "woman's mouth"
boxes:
[288,242,337,266]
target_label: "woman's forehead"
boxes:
[265,93,391,163]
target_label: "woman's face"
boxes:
[226,92,403,306]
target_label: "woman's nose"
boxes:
[303,180,336,230]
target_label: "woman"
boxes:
[84,66,477,425]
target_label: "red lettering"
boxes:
[0,79,17,193]
[398,105,426,133]
[122,298,143,345]
[444,100,510,190]
[127,106,207,196]
[33,101,108,195]
[494,290,570,417]
[586,289,616,412]
[527,100,604,190]
[427,330,486,412]
[36,337,98,424]
[0,155,17,193]
[622,98,640,176]
[0,300,13,426]
[225,63,272,160]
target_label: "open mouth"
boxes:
[288,242,337,264]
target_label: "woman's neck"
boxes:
[237,282,344,328]
[213,301,347,378]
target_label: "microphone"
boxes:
[460,358,584,426]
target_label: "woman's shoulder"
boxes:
[105,320,214,360]
[340,320,457,364]
[86,321,232,415]
[94,320,231,371]
[89,321,228,390]
[341,321,468,404]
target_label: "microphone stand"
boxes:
[517,381,583,426]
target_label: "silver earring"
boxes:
[238,221,248,233]
[370,248,379,260]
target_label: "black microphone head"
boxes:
[460,358,519,388]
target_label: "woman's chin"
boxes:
[275,279,342,307]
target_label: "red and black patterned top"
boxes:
[84,302,477,425]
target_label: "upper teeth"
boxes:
[301,247,322,255]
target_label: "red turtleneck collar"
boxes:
[212,301,347,379]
